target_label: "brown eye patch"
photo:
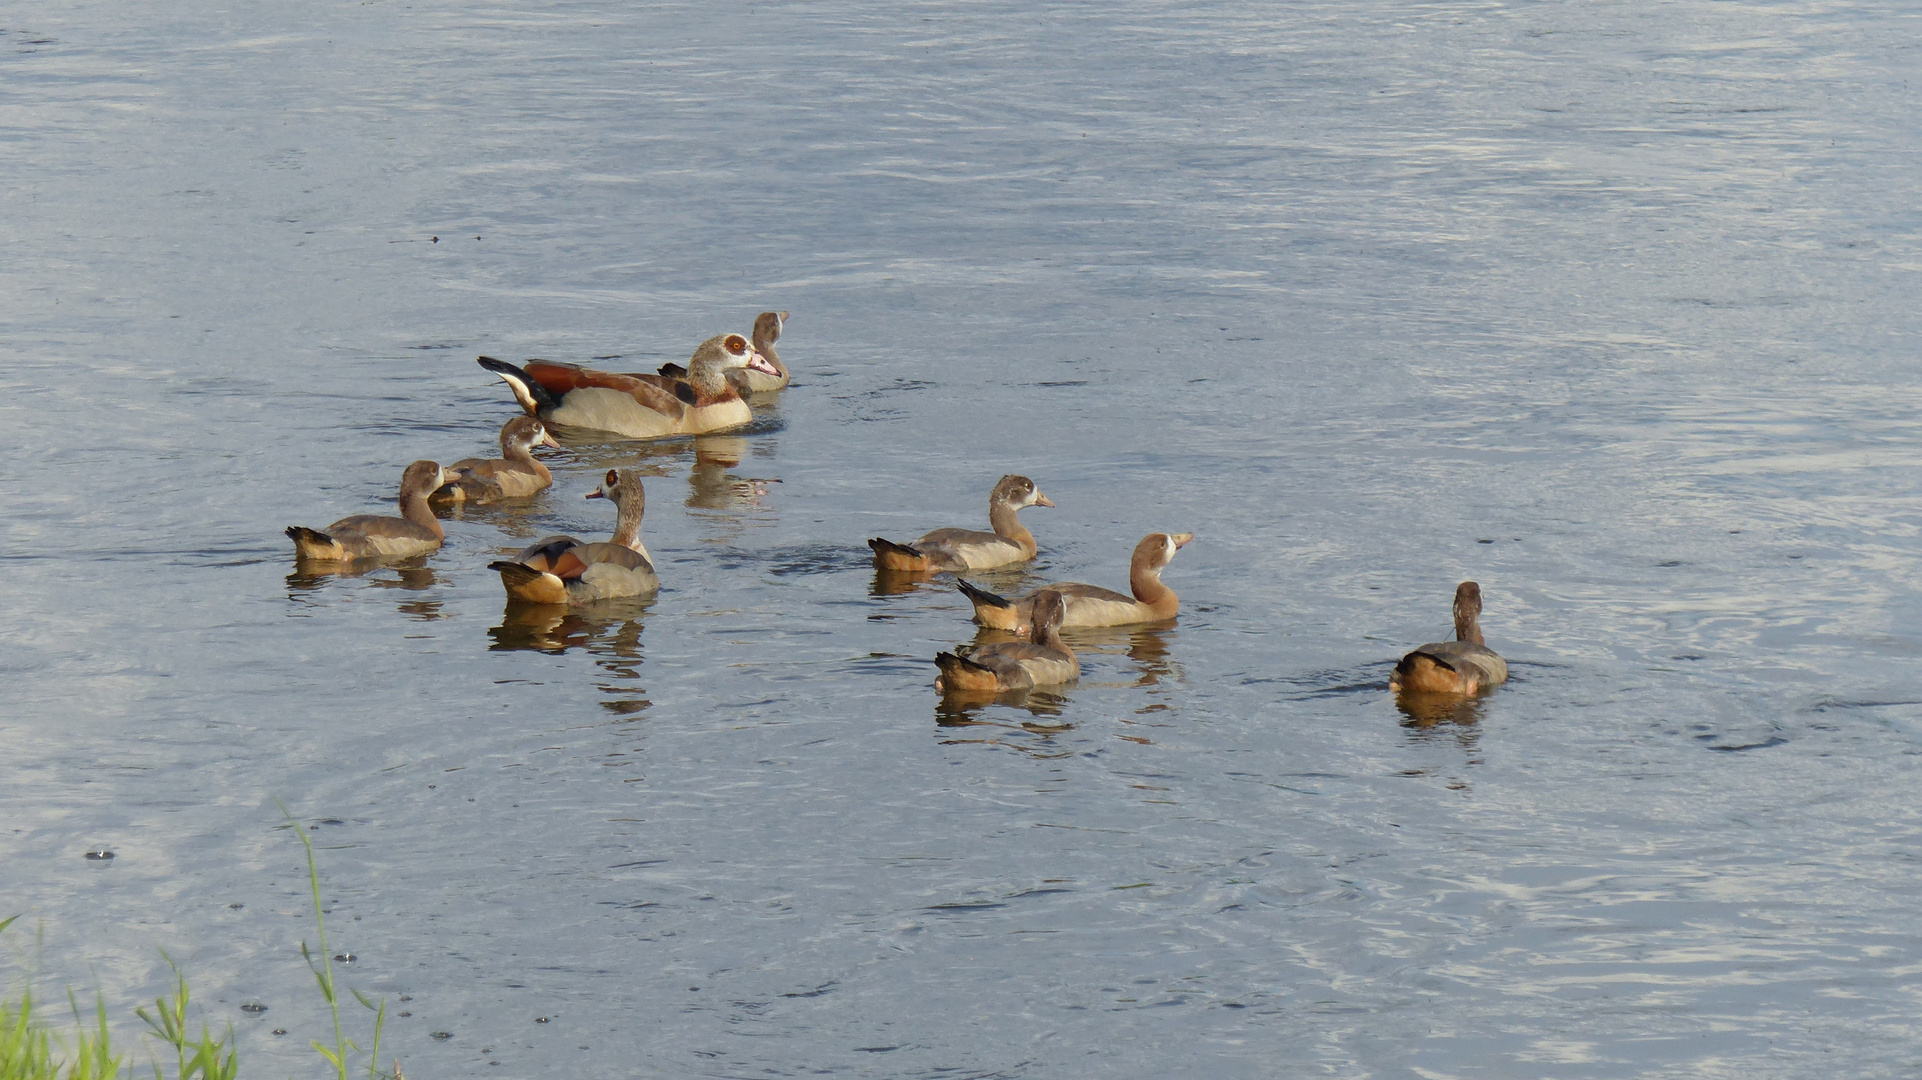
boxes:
[605,469,618,486]
[724,334,747,353]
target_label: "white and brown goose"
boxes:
[659,311,790,394]
[287,460,458,563]
[935,590,1080,694]
[959,531,1192,630]
[869,474,1053,573]
[1389,581,1509,696]
[432,415,560,504]
[488,468,660,603]
[478,333,780,440]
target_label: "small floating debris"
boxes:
[333,952,355,963]
[228,902,244,909]
[271,1029,287,1036]
[430,1031,452,1041]
[534,1017,550,1024]
[240,1003,268,1014]
[84,850,114,861]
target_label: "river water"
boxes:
[5,1,1922,1076]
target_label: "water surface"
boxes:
[5,1,1922,1076]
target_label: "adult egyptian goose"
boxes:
[287,460,458,563]
[1389,581,1509,695]
[868,474,1053,572]
[935,591,1080,693]
[659,311,789,394]
[487,468,660,603]
[478,333,780,440]
[958,531,1192,630]
[432,415,560,504]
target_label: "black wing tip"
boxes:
[955,579,1012,608]
[1396,650,1458,676]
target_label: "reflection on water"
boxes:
[1395,689,1488,733]
[935,688,1076,757]
[489,599,654,714]
[1059,623,1182,689]
[870,567,938,596]
[686,436,779,538]
[286,562,437,595]
[934,685,1071,725]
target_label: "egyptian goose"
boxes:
[935,590,1080,693]
[478,333,780,440]
[1388,581,1509,695]
[868,474,1053,572]
[287,460,458,563]
[432,415,560,504]
[958,531,1192,630]
[659,311,789,394]
[487,468,660,603]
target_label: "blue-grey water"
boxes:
[5,1,1922,1076]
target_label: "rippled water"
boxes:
[6,1,1922,1075]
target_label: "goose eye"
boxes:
[605,469,618,486]
[725,335,747,353]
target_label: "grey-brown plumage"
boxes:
[487,468,659,603]
[935,590,1080,693]
[433,415,559,504]
[869,474,1053,572]
[959,532,1193,630]
[1389,581,1509,695]
[287,461,457,563]
[478,332,779,440]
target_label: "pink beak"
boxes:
[746,349,780,377]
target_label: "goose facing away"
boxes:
[287,460,458,563]
[935,590,1080,693]
[959,531,1192,631]
[1389,581,1509,695]
[869,474,1053,573]
[432,415,560,504]
[478,333,779,440]
[488,468,660,604]
[659,311,790,394]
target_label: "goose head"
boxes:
[991,474,1053,510]
[688,333,781,379]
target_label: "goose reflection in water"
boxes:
[934,688,1075,755]
[1395,689,1487,738]
[686,436,779,516]
[488,599,653,714]
[287,562,437,598]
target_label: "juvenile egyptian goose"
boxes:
[478,333,780,440]
[868,474,1053,572]
[935,590,1080,693]
[1389,581,1509,695]
[958,531,1192,630]
[287,460,458,563]
[659,311,790,394]
[487,468,660,603]
[432,415,560,504]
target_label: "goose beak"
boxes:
[539,431,561,449]
[584,489,605,500]
[1171,532,1193,548]
[746,348,780,377]
[1034,492,1054,508]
